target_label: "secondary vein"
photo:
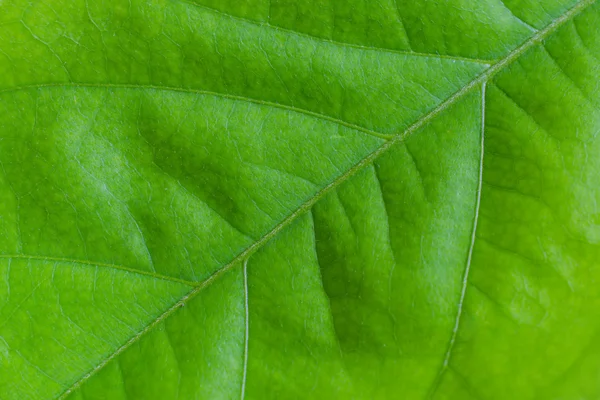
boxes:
[0,82,392,140]
[174,0,492,65]
[241,259,250,400]
[427,82,486,399]
[0,254,197,287]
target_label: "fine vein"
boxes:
[57,0,595,397]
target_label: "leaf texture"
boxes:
[0,0,599,399]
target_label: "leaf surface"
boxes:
[0,0,599,399]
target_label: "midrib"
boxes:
[57,0,597,397]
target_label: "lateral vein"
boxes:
[427,82,486,398]
[0,82,392,140]
[174,0,492,65]
[241,259,250,400]
[0,254,197,287]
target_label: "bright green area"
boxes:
[0,0,599,399]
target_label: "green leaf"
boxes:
[0,0,599,398]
